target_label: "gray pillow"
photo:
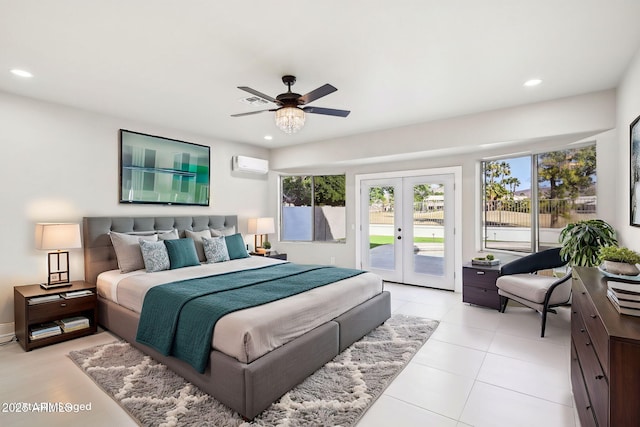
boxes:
[139,239,170,272]
[203,236,230,263]
[109,231,158,273]
[185,229,212,262]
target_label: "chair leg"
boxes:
[499,296,508,313]
[540,308,548,338]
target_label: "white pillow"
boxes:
[158,229,179,240]
[109,231,158,273]
[185,229,212,262]
[211,226,236,237]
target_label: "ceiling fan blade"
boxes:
[237,86,279,104]
[298,84,337,104]
[230,109,274,117]
[303,106,350,117]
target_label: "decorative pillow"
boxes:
[165,238,200,269]
[185,229,212,262]
[203,236,230,263]
[139,239,170,272]
[109,231,158,273]
[211,226,236,237]
[225,233,249,260]
[158,229,179,240]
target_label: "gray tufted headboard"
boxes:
[82,215,238,284]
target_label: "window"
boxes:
[281,175,346,242]
[482,145,596,253]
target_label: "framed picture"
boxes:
[119,129,210,206]
[631,115,640,226]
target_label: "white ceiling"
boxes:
[2,1,640,148]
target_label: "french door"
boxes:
[359,173,455,290]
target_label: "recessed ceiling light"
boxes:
[10,69,33,78]
[264,135,273,140]
[524,78,542,87]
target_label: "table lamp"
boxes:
[35,223,82,289]
[247,217,275,253]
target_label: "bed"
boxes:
[83,215,391,419]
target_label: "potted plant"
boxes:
[559,219,618,267]
[262,240,271,251]
[599,246,640,276]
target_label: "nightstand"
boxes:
[14,281,97,351]
[462,263,501,309]
[250,252,287,260]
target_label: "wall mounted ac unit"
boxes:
[232,155,269,174]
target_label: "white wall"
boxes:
[616,48,640,248]
[269,91,618,269]
[0,91,270,325]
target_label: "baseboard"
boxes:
[0,322,15,343]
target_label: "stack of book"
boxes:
[30,322,62,340]
[56,316,90,333]
[606,281,640,317]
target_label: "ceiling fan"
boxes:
[231,75,350,134]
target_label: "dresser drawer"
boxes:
[571,342,598,427]
[28,295,96,323]
[463,267,499,290]
[462,285,500,309]
[573,282,609,376]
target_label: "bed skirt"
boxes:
[97,291,391,419]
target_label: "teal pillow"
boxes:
[164,238,200,269]
[225,233,249,260]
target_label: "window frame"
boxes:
[480,144,597,254]
[279,174,347,243]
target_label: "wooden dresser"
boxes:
[571,267,640,427]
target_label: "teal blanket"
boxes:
[136,263,365,373]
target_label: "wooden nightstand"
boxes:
[250,252,287,260]
[14,281,97,351]
[462,263,501,310]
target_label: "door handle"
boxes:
[397,236,402,240]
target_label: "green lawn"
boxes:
[369,235,443,249]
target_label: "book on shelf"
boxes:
[28,294,62,305]
[56,316,90,332]
[61,290,93,299]
[30,322,62,339]
[607,289,640,317]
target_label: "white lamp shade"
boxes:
[35,223,82,250]
[247,217,275,235]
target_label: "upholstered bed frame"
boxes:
[82,215,391,419]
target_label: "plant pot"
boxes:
[604,260,640,276]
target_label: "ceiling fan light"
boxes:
[275,107,305,134]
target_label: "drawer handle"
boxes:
[586,342,591,346]
[595,375,604,380]
[580,329,585,333]
[590,314,597,319]
[60,303,67,307]
[476,271,485,275]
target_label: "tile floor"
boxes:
[0,283,579,427]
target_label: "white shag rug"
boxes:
[69,314,438,427]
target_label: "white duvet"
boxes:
[97,257,383,363]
